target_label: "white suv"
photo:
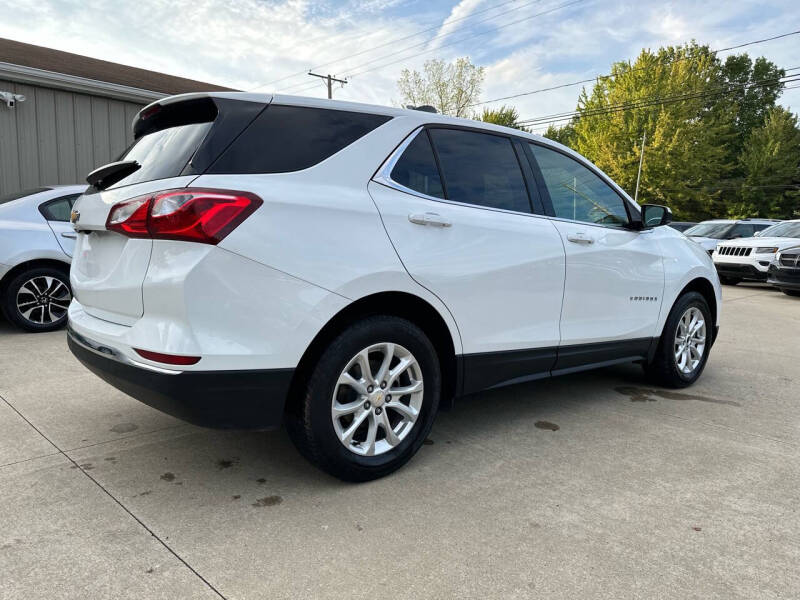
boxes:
[684,219,778,254]
[713,220,800,285]
[67,93,721,480]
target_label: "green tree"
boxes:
[732,106,800,218]
[397,57,485,117]
[571,43,738,220]
[561,42,787,220]
[543,122,577,148]
[719,54,785,147]
[479,105,529,131]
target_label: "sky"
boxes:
[1,0,799,133]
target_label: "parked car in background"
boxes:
[67,93,721,481]
[767,245,800,296]
[684,219,779,254]
[668,221,697,233]
[0,185,85,331]
[712,220,800,285]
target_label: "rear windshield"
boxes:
[0,187,51,204]
[108,122,213,189]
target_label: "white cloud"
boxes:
[0,0,797,112]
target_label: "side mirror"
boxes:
[640,204,672,228]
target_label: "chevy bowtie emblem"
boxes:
[70,209,80,224]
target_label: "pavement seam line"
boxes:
[0,392,228,600]
[0,450,62,470]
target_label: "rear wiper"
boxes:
[86,160,141,190]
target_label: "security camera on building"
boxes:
[0,91,26,108]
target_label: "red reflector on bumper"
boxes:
[134,348,201,365]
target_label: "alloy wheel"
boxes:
[673,306,706,375]
[16,275,71,325]
[331,342,424,456]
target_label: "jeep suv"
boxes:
[684,219,778,254]
[67,93,721,481]
[713,220,800,285]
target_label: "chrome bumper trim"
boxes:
[67,326,181,375]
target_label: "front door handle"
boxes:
[409,212,452,228]
[61,232,77,239]
[567,232,594,244]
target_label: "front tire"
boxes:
[645,291,712,388]
[1,266,72,332]
[286,315,441,482]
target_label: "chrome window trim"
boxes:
[372,125,655,233]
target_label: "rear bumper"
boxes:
[714,263,768,281]
[768,265,800,290]
[68,329,293,430]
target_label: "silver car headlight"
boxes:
[755,247,779,254]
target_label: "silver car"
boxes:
[0,185,86,332]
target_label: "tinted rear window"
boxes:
[0,187,51,204]
[428,128,530,213]
[109,122,213,189]
[209,105,392,174]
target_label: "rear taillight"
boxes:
[105,188,262,244]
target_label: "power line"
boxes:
[472,28,800,107]
[248,0,537,92]
[517,73,800,127]
[276,0,584,94]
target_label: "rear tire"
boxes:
[781,289,800,297]
[1,266,72,332]
[286,315,441,482]
[719,276,741,285]
[645,291,712,388]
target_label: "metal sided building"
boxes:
[0,38,232,196]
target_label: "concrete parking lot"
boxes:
[1,284,798,599]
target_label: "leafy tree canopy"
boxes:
[479,105,530,131]
[398,57,485,117]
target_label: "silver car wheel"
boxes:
[674,306,706,375]
[332,342,424,456]
[16,275,72,325]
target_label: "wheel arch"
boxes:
[679,277,718,330]
[0,258,71,295]
[285,291,459,417]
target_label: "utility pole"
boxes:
[634,131,646,203]
[307,72,348,99]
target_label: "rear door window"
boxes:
[39,194,81,221]
[428,128,531,213]
[389,130,444,199]
[529,143,629,227]
[209,105,392,174]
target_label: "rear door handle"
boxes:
[567,233,593,244]
[61,232,77,239]
[409,212,452,228]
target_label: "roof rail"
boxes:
[405,105,437,113]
